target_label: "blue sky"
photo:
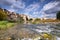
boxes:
[0,0,60,18]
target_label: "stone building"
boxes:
[0,8,29,23]
[19,14,29,23]
[7,12,18,21]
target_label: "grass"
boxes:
[0,21,15,30]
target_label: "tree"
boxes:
[56,11,60,20]
[34,18,41,21]
[0,10,7,20]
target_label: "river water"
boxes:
[23,23,60,40]
[0,23,60,40]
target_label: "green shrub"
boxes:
[0,21,14,30]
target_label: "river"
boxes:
[0,23,60,40]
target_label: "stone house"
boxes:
[7,12,18,21]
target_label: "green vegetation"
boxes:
[32,18,41,24]
[0,9,7,20]
[56,11,60,20]
[0,21,15,30]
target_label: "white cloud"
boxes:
[39,1,60,18]
[25,3,40,12]
[1,0,25,12]
[43,1,59,11]
[0,0,25,9]
[8,8,18,12]
[0,0,60,18]
[11,0,25,9]
[8,8,17,12]
[8,8,16,12]
[33,11,39,15]
[23,0,47,18]
[24,3,40,18]
[0,0,25,12]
